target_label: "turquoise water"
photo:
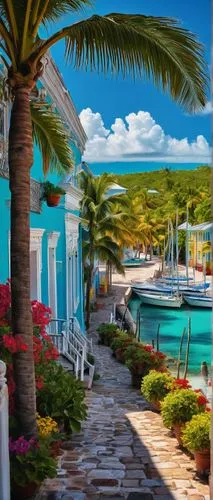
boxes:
[128,295,212,374]
[90,162,208,175]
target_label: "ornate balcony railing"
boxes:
[0,136,41,214]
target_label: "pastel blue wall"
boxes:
[0,140,85,331]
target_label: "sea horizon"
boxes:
[90,161,210,176]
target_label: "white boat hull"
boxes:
[183,295,212,308]
[136,292,183,308]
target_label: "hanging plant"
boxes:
[42,181,66,207]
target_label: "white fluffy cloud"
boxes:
[198,101,213,116]
[79,108,211,163]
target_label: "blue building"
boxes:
[0,55,87,331]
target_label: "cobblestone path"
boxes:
[38,283,210,500]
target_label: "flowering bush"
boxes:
[182,412,211,452]
[0,281,11,319]
[141,370,174,405]
[10,436,57,488]
[171,378,192,391]
[161,389,206,429]
[36,414,58,438]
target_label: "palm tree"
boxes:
[80,171,131,328]
[0,1,208,436]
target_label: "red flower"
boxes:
[2,335,17,353]
[144,344,153,352]
[172,378,192,390]
[36,376,44,390]
[155,351,166,359]
[15,335,28,352]
[197,394,208,406]
[0,281,11,319]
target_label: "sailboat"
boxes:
[183,295,212,308]
[135,291,183,308]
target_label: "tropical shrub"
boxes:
[42,181,65,199]
[161,389,205,428]
[125,344,166,388]
[141,370,174,404]
[10,436,57,488]
[37,363,87,435]
[182,412,211,452]
[97,323,121,346]
[111,333,134,355]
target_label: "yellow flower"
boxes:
[36,414,58,437]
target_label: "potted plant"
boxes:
[10,436,57,499]
[182,412,211,475]
[97,323,120,346]
[161,389,205,446]
[141,370,174,410]
[125,344,166,389]
[42,181,65,207]
[111,333,135,361]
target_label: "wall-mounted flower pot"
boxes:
[46,194,61,207]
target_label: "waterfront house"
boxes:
[188,222,212,275]
[0,56,87,330]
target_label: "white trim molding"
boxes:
[30,229,44,301]
[65,214,80,317]
[30,228,45,251]
[41,54,87,153]
[47,231,60,249]
[60,182,82,212]
[47,232,60,320]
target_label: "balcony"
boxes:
[0,136,41,214]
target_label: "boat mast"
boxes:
[186,204,189,283]
[171,219,174,277]
[176,210,179,295]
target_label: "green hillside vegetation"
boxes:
[114,166,211,260]
[115,165,210,193]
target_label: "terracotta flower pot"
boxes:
[12,481,39,499]
[131,373,142,389]
[194,449,210,475]
[46,194,61,207]
[173,423,185,446]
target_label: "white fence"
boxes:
[0,360,10,500]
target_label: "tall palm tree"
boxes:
[80,170,131,328]
[0,1,208,436]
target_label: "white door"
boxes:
[48,247,57,318]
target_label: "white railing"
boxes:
[48,319,95,389]
[0,360,10,500]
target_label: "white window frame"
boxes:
[47,232,60,319]
[8,229,44,302]
[65,214,80,319]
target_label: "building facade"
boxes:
[0,56,87,330]
[188,222,212,275]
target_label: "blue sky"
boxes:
[47,0,211,165]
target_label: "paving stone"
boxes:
[125,470,146,479]
[141,480,162,487]
[127,493,154,500]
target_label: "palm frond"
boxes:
[31,103,73,176]
[50,13,208,112]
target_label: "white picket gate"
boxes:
[0,360,10,500]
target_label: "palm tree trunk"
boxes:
[9,86,37,437]
[85,262,94,329]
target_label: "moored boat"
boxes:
[183,295,212,308]
[135,291,183,308]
